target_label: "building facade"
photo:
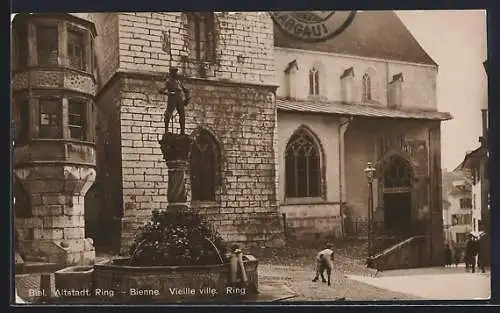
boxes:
[12,11,452,267]
[441,170,474,250]
[456,58,489,265]
[12,13,98,265]
[12,12,286,262]
[274,11,451,265]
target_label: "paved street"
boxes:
[252,245,490,301]
[15,244,491,303]
[252,244,421,301]
[347,266,490,300]
[258,263,419,301]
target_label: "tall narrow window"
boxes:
[39,99,61,138]
[68,99,87,140]
[309,67,320,95]
[36,25,59,66]
[285,128,321,198]
[68,28,86,71]
[187,13,216,63]
[362,73,372,101]
[460,198,472,209]
[190,130,219,201]
[17,100,30,144]
[16,23,29,68]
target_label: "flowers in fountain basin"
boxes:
[129,209,228,266]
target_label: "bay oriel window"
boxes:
[13,95,94,143]
[13,17,94,73]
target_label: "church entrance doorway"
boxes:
[383,155,413,234]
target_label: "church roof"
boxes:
[274,11,438,66]
[276,98,452,121]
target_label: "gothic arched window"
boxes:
[362,73,372,101]
[309,67,320,95]
[190,130,219,201]
[383,155,413,189]
[285,128,322,198]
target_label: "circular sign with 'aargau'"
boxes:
[270,11,356,43]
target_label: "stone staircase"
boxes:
[368,235,427,271]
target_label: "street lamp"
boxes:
[364,162,376,261]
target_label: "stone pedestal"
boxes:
[14,166,96,266]
[159,133,194,211]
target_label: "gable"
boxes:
[274,10,437,66]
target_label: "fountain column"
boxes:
[158,132,193,211]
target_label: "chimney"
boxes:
[284,60,299,99]
[388,73,403,109]
[340,67,355,104]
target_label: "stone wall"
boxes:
[344,118,432,221]
[277,112,343,241]
[114,72,284,252]
[116,12,275,85]
[14,166,96,265]
[90,13,120,88]
[85,11,285,252]
[274,47,438,111]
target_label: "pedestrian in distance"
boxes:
[464,233,478,273]
[477,232,487,273]
[453,247,461,267]
[444,244,452,267]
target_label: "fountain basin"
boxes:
[92,255,258,303]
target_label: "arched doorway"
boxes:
[84,182,103,250]
[382,155,413,233]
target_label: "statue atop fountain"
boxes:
[158,67,193,211]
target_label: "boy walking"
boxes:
[312,243,335,286]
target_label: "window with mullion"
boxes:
[16,23,29,68]
[362,73,372,101]
[189,13,216,64]
[68,99,87,141]
[285,129,322,198]
[67,28,87,71]
[309,68,320,95]
[39,99,62,138]
[36,25,59,66]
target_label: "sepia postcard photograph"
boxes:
[11,9,490,304]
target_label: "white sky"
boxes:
[11,11,488,170]
[396,10,488,171]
